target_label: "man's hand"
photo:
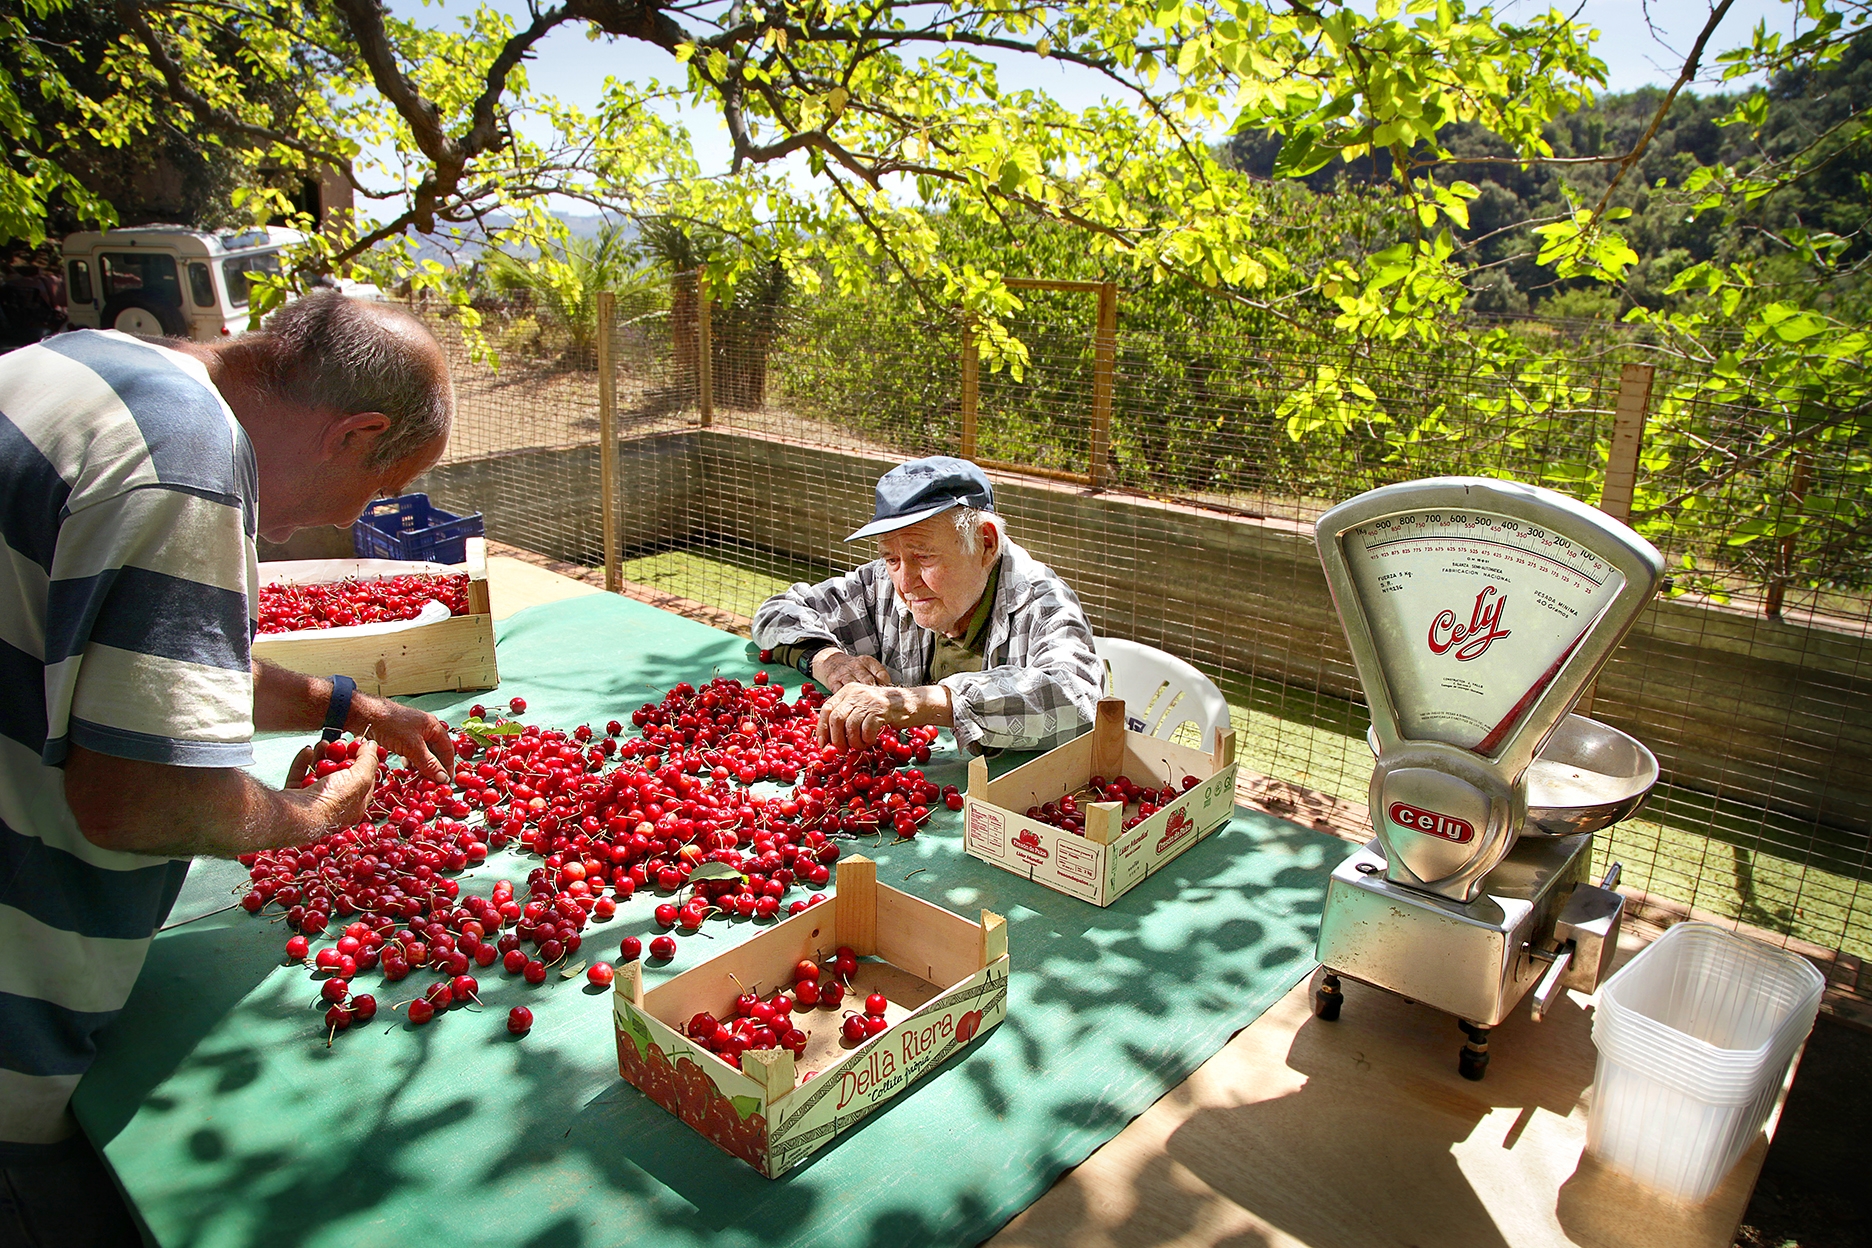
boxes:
[286,739,382,830]
[810,648,893,692]
[817,684,953,752]
[349,693,455,784]
[251,660,454,783]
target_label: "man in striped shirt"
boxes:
[0,293,457,1245]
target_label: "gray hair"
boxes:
[953,507,1007,556]
[254,292,453,467]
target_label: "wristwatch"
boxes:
[322,674,357,742]
[797,642,831,679]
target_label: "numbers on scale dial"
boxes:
[1352,511,1614,586]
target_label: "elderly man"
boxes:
[0,293,456,1245]
[754,456,1102,754]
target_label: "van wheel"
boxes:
[103,294,187,337]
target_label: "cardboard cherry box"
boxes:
[611,856,1009,1177]
[962,699,1238,906]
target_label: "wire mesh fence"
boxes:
[409,277,1872,964]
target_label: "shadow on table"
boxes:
[81,911,292,1147]
[83,595,1354,1248]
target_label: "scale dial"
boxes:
[1342,508,1627,756]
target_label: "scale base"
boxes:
[1316,831,1594,1030]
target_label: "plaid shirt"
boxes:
[752,539,1101,753]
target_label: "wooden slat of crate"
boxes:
[253,605,499,697]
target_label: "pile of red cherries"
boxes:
[681,946,872,1068]
[239,676,956,1044]
[257,573,471,633]
[1026,773,1201,835]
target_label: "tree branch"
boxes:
[1590,0,1735,219]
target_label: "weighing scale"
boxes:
[1311,477,1665,1079]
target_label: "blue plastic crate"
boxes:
[352,493,485,566]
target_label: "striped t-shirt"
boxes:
[0,329,259,1157]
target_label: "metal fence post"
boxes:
[960,318,978,461]
[697,281,714,429]
[1089,281,1116,489]
[596,290,619,593]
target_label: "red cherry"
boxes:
[649,934,677,960]
[320,977,350,1004]
[654,903,679,927]
[523,959,547,985]
[865,992,888,1015]
[819,981,844,1009]
[619,935,642,961]
[407,998,435,1025]
[450,974,479,1003]
[284,935,310,961]
[794,959,819,984]
[325,1004,352,1032]
[795,980,820,1007]
[840,1014,867,1043]
[350,994,377,1023]
[865,1014,889,1037]
[587,962,615,987]
[507,1006,533,1035]
[503,949,527,974]
[509,697,527,713]
[944,791,964,811]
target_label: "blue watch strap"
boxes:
[322,674,357,742]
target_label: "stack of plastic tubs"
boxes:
[1588,921,1824,1203]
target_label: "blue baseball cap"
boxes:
[846,456,996,541]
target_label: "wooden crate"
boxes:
[251,538,499,698]
[962,698,1239,906]
[612,856,1008,1178]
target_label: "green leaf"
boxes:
[686,861,745,883]
[461,717,524,746]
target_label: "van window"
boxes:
[221,251,283,308]
[67,260,92,304]
[99,253,181,306]
[187,262,216,307]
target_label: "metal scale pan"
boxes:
[1366,713,1660,837]
[1312,477,1665,1079]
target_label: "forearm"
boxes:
[940,666,1097,753]
[64,744,336,858]
[253,659,332,733]
[904,685,954,728]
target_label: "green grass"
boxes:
[626,542,1872,958]
[617,546,835,622]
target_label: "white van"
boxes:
[61,225,381,340]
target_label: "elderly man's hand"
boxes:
[349,693,456,784]
[810,648,893,692]
[817,684,953,751]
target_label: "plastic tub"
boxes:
[1587,921,1823,1204]
[352,493,484,565]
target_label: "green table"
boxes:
[76,594,1351,1248]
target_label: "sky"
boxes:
[372,0,1811,219]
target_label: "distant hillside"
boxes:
[1224,29,1872,316]
[397,212,634,268]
